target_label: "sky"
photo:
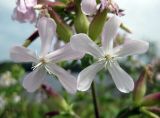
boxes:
[0,0,160,62]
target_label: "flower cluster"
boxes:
[10,0,149,94]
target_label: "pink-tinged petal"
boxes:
[10,46,37,63]
[70,33,104,59]
[141,92,160,106]
[17,0,27,13]
[77,61,105,91]
[25,0,37,7]
[27,8,37,23]
[102,16,121,52]
[23,68,47,92]
[108,62,134,93]
[12,8,25,23]
[46,43,84,63]
[46,64,77,94]
[12,7,36,23]
[113,39,149,57]
[37,17,57,56]
[81,0,97,15]
[100,0,109,11]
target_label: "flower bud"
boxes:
[133,65,153,106]
[147,106,160,114]
[133,70,147,105]
[57,22,73,42]
[89,10,107,40]
[74,0,89,33]
[42,85,69,111]
[48,9,73,42]
[141,93,160,106]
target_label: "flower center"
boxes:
[98,54,115,69]
[39,58,47,64]
[104,54,113,61]
[32,57,48,70]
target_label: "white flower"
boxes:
[70,16,149,93]
[81,0,119,15]
[81,0,98,15]
[10,17,83,94]
[13,95,21,103]
[0,71,16,87]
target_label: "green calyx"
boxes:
[89,10,107,41]
[74,1,89,33]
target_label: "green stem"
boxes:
[140,107,159,118]
[91,81,100,118]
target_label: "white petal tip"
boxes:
[81,0,97,15]
[22,83,36,93]
[118,82,134,93]
[119,87,134,93]
[77,87,88,92]
[77,82,91,92]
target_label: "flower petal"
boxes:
[37,17,57,56]
[100,0,109,11]
[81,0,97,15]
[23,68,47,92]
[70,33,104,58]
[25,0,37,7]
[108,62,134,93]
[10,46,37,63]
[17,0,27,13]
[102,16,121,52]
[113,39,149,57]
[77,61,105,91]
[46,64,77,94]
[46,43,84,63]
[12,7,36,23]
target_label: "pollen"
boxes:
[104,54,113,61]
[39,58,47,64]
[32,57,48,70]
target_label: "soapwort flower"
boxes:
[81,0,123,16]
[10,17,83,94]
[12,0,37,23]
[70,16,149,93]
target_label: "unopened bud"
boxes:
[48,9,73,42]
[146,106,160,114]
[74,0,89,33]
[89,10,107,40]
[133,65,153,106]
[141,92,160,106]
[42,85,69,111]
[133,69,147,105]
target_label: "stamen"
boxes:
[32,62,43,70]
[45,66,52,75]
[98,54,116,69]
[104,61,108,69]
[98,57,106,62]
